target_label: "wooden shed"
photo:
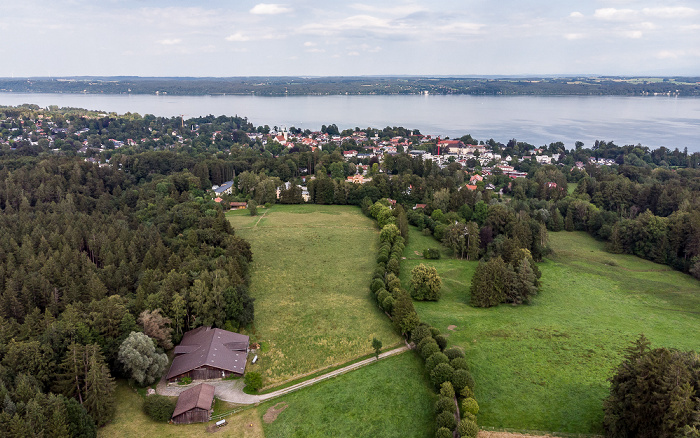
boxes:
[171,383,215,425]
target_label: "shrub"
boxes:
[370,278,385,294]
[373,267,385,280]
[430,363,455,388]
[381,296,395,313]
[387,276,402,292]
[462,411,476,423]
[450,357,469,370]
[421,341,441,359]
[423,248,441,259]
[177,376,192,385]
[376,252,389,264]
[143,395,176,422]
[434,334,448,351]
[435,396,456,414]
[436,411,456,431]
[439,381,455,399]
[410,325,432,345]
[422,228,432,236]
[461,385,475,399]
[244,372,263,392]
[376,289,390,305]
[462,397,479,416]
[444,346,465,360]
[430,327,441,338]
[458,418,479,438]
[386,258,400,276]
[435,427,453,438]
[425,352,449,373]
[451,369,474,393]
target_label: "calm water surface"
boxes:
[1,93,698,151]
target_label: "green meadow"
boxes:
[258,352,435,438]
[227,205,401,386]
[401,229,700,435]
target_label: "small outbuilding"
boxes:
[171,383,215,425]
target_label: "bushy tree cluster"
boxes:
[411,323,477,438]
[470,251,540,307]
[604,335,700,438]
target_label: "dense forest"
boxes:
[1,76,700,96]
[0,105,699,435]
[0,156,253,434]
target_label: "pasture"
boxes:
[258,352,435,438]
[401,229,700,434]
[227,205,401,386]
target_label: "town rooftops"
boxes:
[166,327,249,380]
[172,383,215,418]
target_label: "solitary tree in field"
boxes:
[372,337,382,360]
[410,263,442,301]
[248,199,258,216]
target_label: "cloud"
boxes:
[593,8,637,21]
[564,33,586,40]
[306,48,325,53]
[620,30,643,39]
[225,32,250,42]
[304,41,316,47]
[349,3,426,16]
[569,11,584,18]
[250,4,292,15]
[642,7,697,19]
[657,50,681,59]
[348,51,360,56]
[158,38,181,45]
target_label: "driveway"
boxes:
[157,346,409,404]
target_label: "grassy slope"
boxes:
[99,381,264,438]
[258,352,435,438]
[401,229,700,435]
[228,205,401,386]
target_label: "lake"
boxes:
[1,92,699,151]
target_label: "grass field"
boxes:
[258,352,435,438]
[99,381,263,438]
[227,205,401,386]
[401,228,700,435]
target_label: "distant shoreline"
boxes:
[1,76,698,97]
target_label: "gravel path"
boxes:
[157,346,410,404]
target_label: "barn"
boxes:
[166,326,249,383]
[171,383,215,425]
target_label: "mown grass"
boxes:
[227,205,401,386]
[401,229,700,435]
[99,381,263,438]
[258,352,435,438]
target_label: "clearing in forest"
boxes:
[227,205,401,386]
[401,229,700,435]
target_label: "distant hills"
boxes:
[0,76,699,96]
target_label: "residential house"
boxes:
[213,181,234,196]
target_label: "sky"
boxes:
[0,0,698,77]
